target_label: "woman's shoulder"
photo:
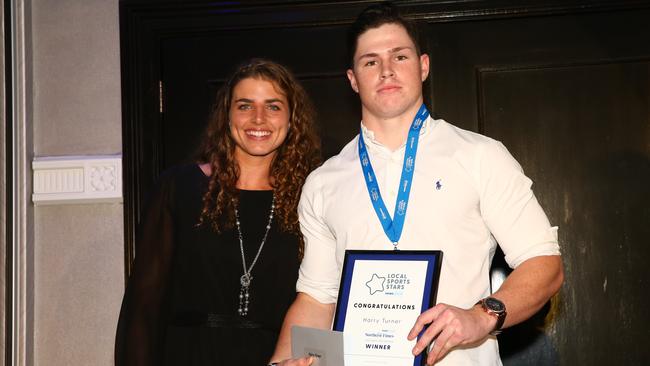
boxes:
[156,163,207,186]
[161,163,205,178]
[143,163,208,214]
[148,164,207,199]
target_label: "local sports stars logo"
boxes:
[366,272,412,296]
[366,273,386,295]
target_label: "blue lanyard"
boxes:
[358,104,429,250]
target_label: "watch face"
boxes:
[485,297,505,313]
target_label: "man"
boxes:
[270,3,563,365]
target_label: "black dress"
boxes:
[115,165,300,365]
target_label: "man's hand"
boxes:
[406,255,564,364]
[407,303,495,365]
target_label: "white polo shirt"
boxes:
[296,117,560,365]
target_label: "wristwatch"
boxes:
[477,297,507,335]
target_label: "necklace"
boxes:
[234,194,275,317]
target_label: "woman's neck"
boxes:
[235,152,274,190]
[237,169,273,190]
[199,152,274,190]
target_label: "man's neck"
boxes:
[361,102,423,151]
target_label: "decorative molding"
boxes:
[31,155,122,205]
[9,0,34,364]
[475,57,650,134]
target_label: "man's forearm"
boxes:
[408,254,563,364]
[271,292,336,362]
[491,255,564,328]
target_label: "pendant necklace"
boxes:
[234,194,275,317]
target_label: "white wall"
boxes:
[31,0,123,364]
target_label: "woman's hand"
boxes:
[274,356,314,366]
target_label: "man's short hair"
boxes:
[347,2,422,67]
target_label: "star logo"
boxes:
[365,273,386,295]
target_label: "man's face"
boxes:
[347,23,429,121]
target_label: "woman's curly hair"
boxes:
[196,59,321,256]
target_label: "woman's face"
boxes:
[229,77,290,162]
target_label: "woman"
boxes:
[115,59,321,365]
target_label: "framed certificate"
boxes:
[333,250,443,366]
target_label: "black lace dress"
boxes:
[115,165,300,365]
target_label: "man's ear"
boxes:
[346,69,359,93]
[420,53,430,82]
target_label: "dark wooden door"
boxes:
[425,10,650,364]
[121,1,650,364]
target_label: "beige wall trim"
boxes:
[32,155,122,205]
[9,0,34,365]
[1,0,6,364]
